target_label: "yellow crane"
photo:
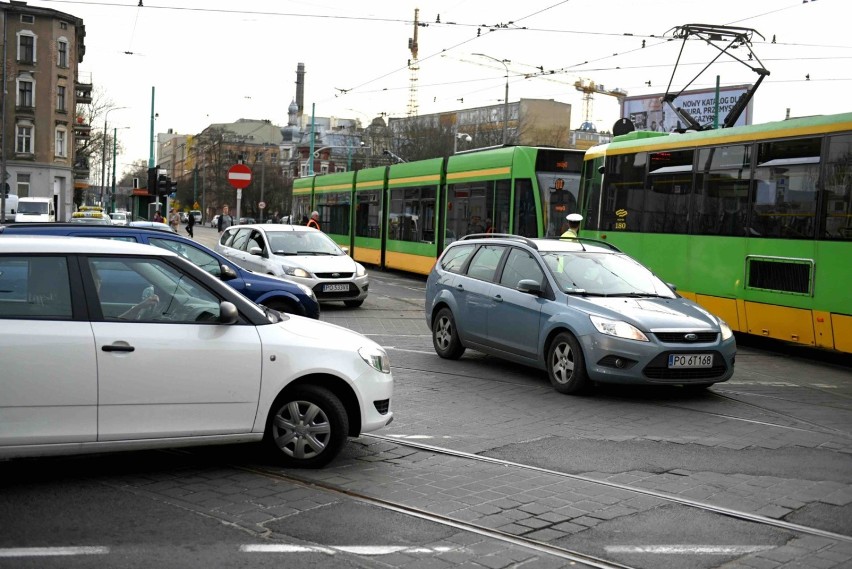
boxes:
[574,78,627,130]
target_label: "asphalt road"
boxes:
[1,224,850,569]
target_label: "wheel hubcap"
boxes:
[436,317,452,350]
[272,400,331,459]
[551,343,575,384]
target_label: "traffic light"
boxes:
[147,167,157,193]
[157,174,169,196]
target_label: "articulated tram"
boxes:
[292,146,585,275]
[578,111,852,353]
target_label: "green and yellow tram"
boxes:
[293,146,585,275]
[579,112,852,353]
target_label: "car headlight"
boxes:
[358,346,391,374]
[356,263,367,277]
[283,266,311,278]
[719,318,733,341]
[590,315,649,342]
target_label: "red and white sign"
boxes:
[258,201,266,209]
[228,164,252,189]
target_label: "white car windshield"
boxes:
[18,202,49,214]
[268,231,343,256]
[541,252,676,298]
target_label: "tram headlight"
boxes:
[590,315,649,342]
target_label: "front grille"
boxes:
[654,332,718,343]
[315,272,354,279]
[643,351,728,381]
[374,399,390,415]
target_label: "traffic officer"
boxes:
[561,213,583,238]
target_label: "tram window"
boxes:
[695,145,751,236]
[514,178,537,237]
[355,190,381,238]
[823,134,852,241]
[315,191,350,235]
[643,150,693,234]
[388,185,435,242]
[599,153,646,232]
[581,158,604,231]
[752,137,820,239]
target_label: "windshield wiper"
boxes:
[565,290,612,297]
[616,292,668,298]
[273,251,298,256]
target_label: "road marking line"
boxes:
[240,545,461,555]
[384,347,437,355]
[0,547,109,557]
[606,545,774,554]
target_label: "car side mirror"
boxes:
[517,279,543,296]
[341,246,350,255]
[219,264,238,281]
[219,301,239,324]
[666,282,677,292]
[249,246,263,257]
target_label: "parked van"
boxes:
[14,197,55,223]
[2,188,17,221]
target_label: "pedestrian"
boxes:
[168,208,180,232]
[561,213,583,238]
[217,204,234,234]
[185,209,195,238]
[152,210,163,223]
[307,210,321,231]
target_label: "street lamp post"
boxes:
[110,126,131,214]
[100,106,127,206]
[473,53,510,145]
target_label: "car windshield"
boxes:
[541,251,675,297]
[267,231,343,256]
[18,202,48,214]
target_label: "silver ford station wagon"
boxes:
[425,234,736,394]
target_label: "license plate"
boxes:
[668,354,713,368]
[323,283,350,292]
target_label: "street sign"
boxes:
[258,201,266,209]
[227,164,252,189]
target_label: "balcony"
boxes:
[73,118,91,138]
[76,72,93,105]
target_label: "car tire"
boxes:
[264,385,349,468]
[547,332,589,394]
[432,307,465,359]
[344,299,364,308]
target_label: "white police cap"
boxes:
[566,213,583,222]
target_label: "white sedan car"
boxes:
[0,236,393,468]
[217,224,369,307]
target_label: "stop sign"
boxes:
[228,164,252,189]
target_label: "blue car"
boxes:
[0,223,320,319]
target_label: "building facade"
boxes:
[0,1,88,221]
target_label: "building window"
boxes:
[57,85,66,112]
[57,39,69,68]
[16,124,34,154]
[60,21,67,30]
[17,76,34,108]
[55,128,67,158]
[17,174,31,198]
[17,32,36,64]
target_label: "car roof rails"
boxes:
[539,236,623,252]
[459,233,539,250]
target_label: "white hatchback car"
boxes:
[217,224,369,307]
[0,236,393,468]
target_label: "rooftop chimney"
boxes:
[296,63,306,115]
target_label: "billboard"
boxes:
[621,84,753,132]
